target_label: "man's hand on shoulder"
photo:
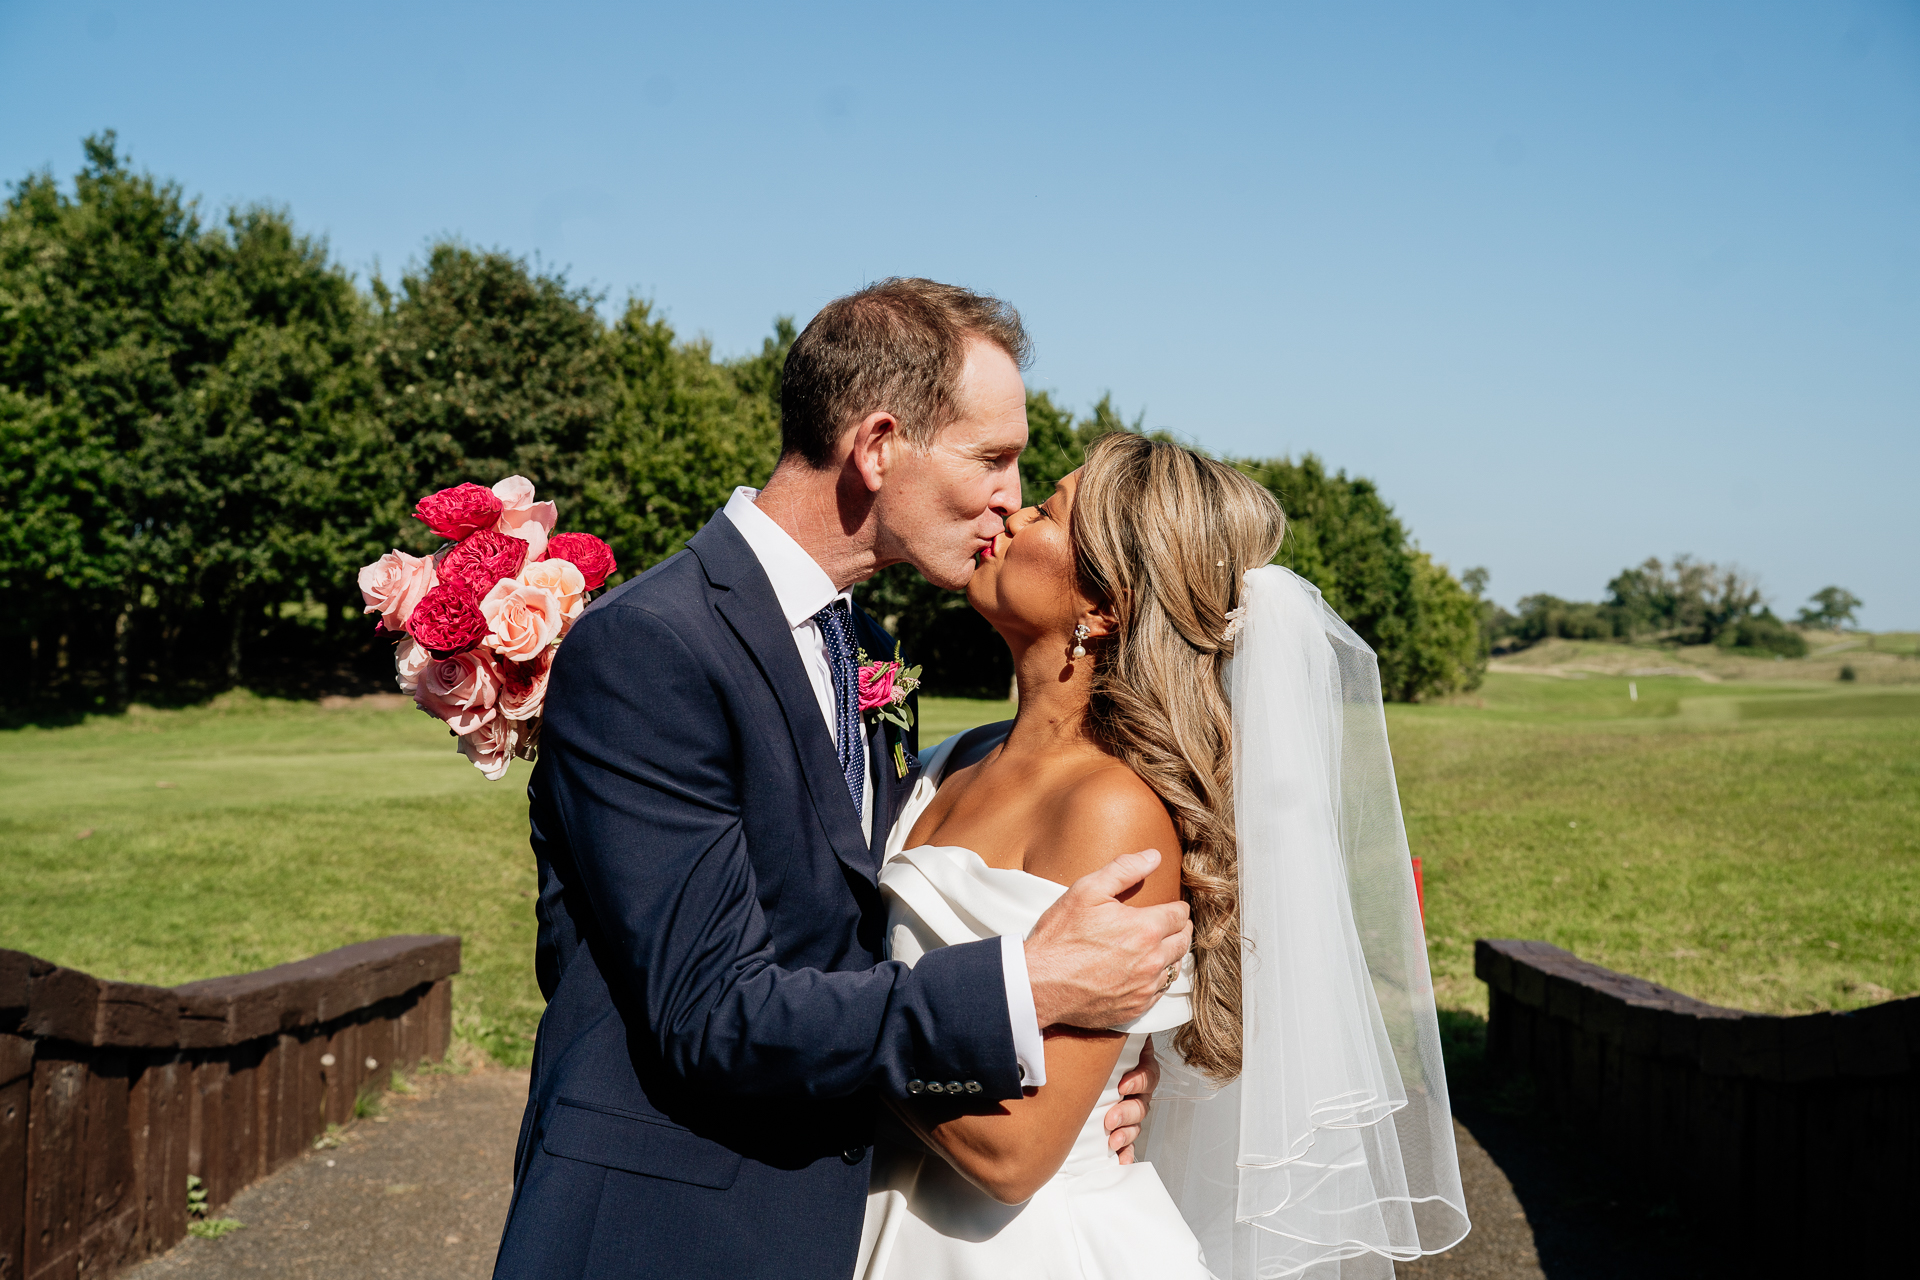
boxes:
[1022,769,1191,1030]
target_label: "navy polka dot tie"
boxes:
[813,599,864,821]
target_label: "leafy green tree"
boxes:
[1797,586,1862,630]
[1717,609,1807,657]
[370,244,610,551]
[578,300,784,580]
[1,135,380,707]
[1241,454,1482,700]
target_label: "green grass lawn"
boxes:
[1397,674,1919,1017]
[2,679,1913,1067]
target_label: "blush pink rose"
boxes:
[414,650,499,735]
[491,475,558,560]
[491,475,537,509]
[457,716,519,781]
[479,579,565,662]
[393,634,432,694]
[357,550,438,632]
[858,663,897,713]
[497,650,551,721]
[518,559,587,628]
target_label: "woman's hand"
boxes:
[1104,1037,1160,1164]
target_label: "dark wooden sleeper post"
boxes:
[0,935,460,1280]
[1476,938,1917,1258]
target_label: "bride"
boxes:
[858,432,1470,1279]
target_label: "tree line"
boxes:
[2,135,1486,716]
[1489,556,1864,659]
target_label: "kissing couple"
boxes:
[493,280,1469,1279]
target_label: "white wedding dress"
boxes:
[855,734,1211,1280]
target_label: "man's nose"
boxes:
[990,463,1023,518]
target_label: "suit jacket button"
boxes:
[842,1147,866,1164]
[907,1080,924,1094]
[965,1081,982,1094]
[946,1081,963,1095]
[926,1081,945,1094]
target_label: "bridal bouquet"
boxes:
[356,476,616,779]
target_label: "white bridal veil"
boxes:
[1141,566,1471,1278]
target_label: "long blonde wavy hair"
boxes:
[1072,432,1285,1082]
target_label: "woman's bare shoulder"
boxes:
[1025,762,1182,904]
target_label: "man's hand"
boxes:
[1024,848,1191,1029]
[1104,1037,1160,1164]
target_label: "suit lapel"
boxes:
[690,518,874,884]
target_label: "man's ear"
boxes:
[845,411,898,493]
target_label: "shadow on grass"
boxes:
[1436,1009,1712,1280]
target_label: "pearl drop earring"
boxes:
[1071,623,1090,659]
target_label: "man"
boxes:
[494,279,1190,1279]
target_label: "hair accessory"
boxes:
[1071,622,1090,659]
[1216,560,1225,567]
[1221,604,1249,643]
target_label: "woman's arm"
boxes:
[893,766,1184,1204]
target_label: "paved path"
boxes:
[132,1070,1594,1279]
[130,1067,528,1280]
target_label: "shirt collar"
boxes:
[722,486,847,629]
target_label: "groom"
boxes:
[493,279,1191,1280]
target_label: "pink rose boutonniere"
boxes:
[857,644,923,777]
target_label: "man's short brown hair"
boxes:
[778,278,1031,468]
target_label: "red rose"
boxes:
[437,528,527,601]
[406,583,489,654]
[413,483,504,541]
[545,532,617,591]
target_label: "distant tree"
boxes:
[1507,594,1617,644]
[370,243,611,552]
[1461,566,1514,656]
[1797,586,1862,630]
[578,301,785,582]
[1716,609,1807,658]
[1,134,378,706]
[1605,555,1762,644]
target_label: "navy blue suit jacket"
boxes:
[493,514,1022,1280]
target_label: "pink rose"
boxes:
[414,483,503,541]
[479,579,565,662]
[858,663,897,713]
[357,550,438,632]
[457,716,519,781]
[414,650,499,735]
[497,650,551,721]
[518,559,587,628]
[393,634,432,694]
[492,476,558,560]
[545,532,617,591]
[492,475,537,510]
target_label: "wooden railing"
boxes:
[0,935,459,1280]
[1476,938,1916,1243]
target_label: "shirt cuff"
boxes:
[1000,933,1047,1088]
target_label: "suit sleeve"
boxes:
[531,600,1022,1103]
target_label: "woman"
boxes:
[857,433,1469,1279]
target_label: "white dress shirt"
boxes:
[723,487,1048,1087]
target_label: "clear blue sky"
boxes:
[5,1,1916,626]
